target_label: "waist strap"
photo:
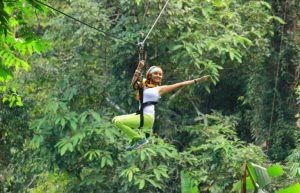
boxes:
[137,101,157,128]
[142,101,158,108]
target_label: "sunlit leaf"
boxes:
[276,183,300,193]
[267,165,283,177]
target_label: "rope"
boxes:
[33,0,136,46]
[137,0,170,66]
[34,0,170,48]
[34,0,170,60]
[140,0,170,45]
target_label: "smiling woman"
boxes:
[146,66,163,85]
[112,60,210,151]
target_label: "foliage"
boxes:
[233,162,300,193]
[142,0,278,140]
[0,0,50,106]
[285,85,300,180]
[29,86,179,192]
[28,170,71,193]
[179,111,267,193]
[241,0,300,161]
[0,98,47,192]
[29,96,267,192]
[1,0,299,192]
[181,170,198,193]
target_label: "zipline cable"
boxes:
[140,0,170,45]
[33,0,136,46]
[137,0,170,64]
[34,0,170,56]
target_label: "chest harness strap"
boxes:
[136,86,157,129]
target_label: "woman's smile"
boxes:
[151,71,163,84]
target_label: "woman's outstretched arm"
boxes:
[130,60,145,89]
[158,75,210,96]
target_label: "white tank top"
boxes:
[142,87,161,115]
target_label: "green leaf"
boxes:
[90,111,101,122]
[2,97,8,103]
[154,169,161,180]
[55,117,61,125]
[0,68,13,82]
[229,51,234,61]
[260,1,271,10]
[27,43,33,55]
[60,145,68,156]
[71,133,85,146]
[135,0,142,6]
[272,16,286,24]
[101,157,106,168]
[140,151,146,161]
[19,60,30,71]
[70,121,77,131]
[161,170,169,178]
[170,45,183,51]
[139,179,145,189]
[79,112,88,125]
[30,135,44,149]
[9,95,16,107]
[276,183,300,193]
[146,178,160,188]
[89,152,94,160]
[213,0,225,8]
[106,156,113,166]
[50,102,59,112]
[128,171,133,182]
[16,96,23,106]
[61,118,66,128]
[267,165,284,177]
[66,143,74,152]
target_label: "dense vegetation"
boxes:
[0,0,299,192]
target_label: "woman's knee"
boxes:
[112,116,123,126]
[112,116,117,124]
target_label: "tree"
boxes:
[0,0,50,106]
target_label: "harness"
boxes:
[135,43,159,128]
[136,84,157,129]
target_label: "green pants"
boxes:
[112,113,154,141]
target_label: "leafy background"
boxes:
[0,0,299,192]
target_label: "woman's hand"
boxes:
[158,75,210,96]
[131,60,145,88]
[194,75,210,83]
[138,60,145,70]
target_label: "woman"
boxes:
[112,60,210,150]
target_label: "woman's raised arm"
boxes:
[158,75,210,96]
[130,60,145,89]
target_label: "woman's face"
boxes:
[150,68,163,85]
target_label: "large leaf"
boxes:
[276,183,300,193]
[247,162,271,188]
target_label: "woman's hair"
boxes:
[146,66,163,82]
